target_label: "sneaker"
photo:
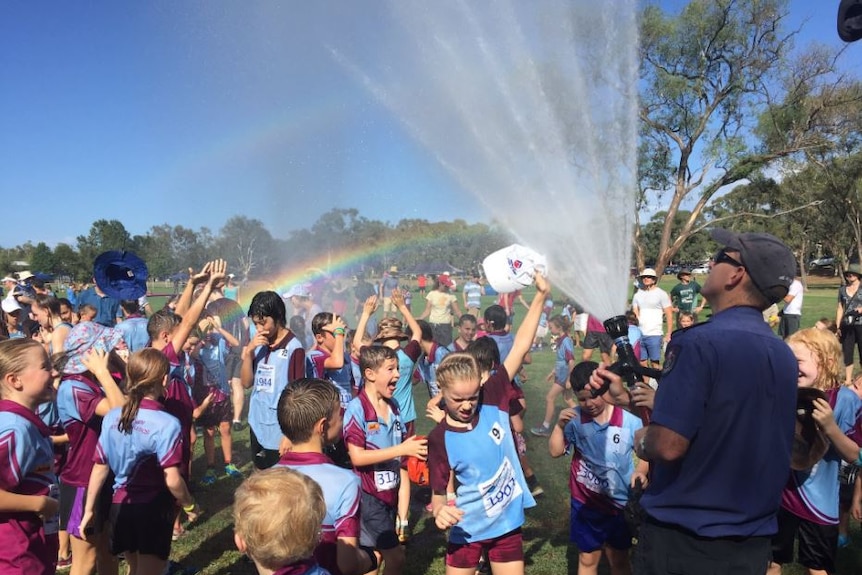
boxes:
[232,420,245,432]
[224,463,243,478]
[526,475,545,497]
[838,533,849,548]
[200,468,217,486]
[56,557,72,572]
[529,424,550,437]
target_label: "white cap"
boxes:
[1,296,21,313]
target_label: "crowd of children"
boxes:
[5,259,862,575]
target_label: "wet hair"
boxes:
[117,349,170,434]
[548,314,571,333]
[277,378,340,443]
[408,319,434,343]
[120,300,140,315]
[233,468,325,570]
[458,314,478,326]
[569,360,599,393]
[625,310,639,326]
[466,336,500,374]
[436,352,481,390]
[0,339,47,396]
[359,345,397,375]
[311,312,334,336]
[33,294,62,318]
[248,291,286,327]
[483,305,507,331]
[57,298,73,311]
[786,328,842,391]
[147,308,181,340]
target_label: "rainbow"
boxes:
[243,225,495,306]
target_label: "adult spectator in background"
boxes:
[631,268,673,368]
[379,266,400,318]
[116,300,150,352]
[590,229,797,575]
[352,274,376,319]
[777,272,803,339]
[419,274,462,347]
[76,278,121,327]
[498,289,529,330]
[462,273,484,317]
[223,274,239,301]
[670,269,703,326]
[836,263,862,386]
[208,285,251,431]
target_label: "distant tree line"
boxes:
[1,210,513,282]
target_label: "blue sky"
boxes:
[1,1,858,249]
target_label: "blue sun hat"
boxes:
[62,321,124,375]
[93,250,149,300]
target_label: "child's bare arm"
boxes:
[346,435,427,467]
[549,407,574,457]
[502,272,550,378]
[812,398,861,463]
[352,296,378,353]
[392,289,421,342]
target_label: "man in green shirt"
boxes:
[670,269,704,326]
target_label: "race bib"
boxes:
[43,483,60,535]
[374,469,399,492]
[478,457,522,517]
[255,363,275,393]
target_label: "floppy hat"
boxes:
[93,250,149,300]
[374,317,408,342]
[710,229,795,304]
[61,321,124,375]
[639,268,657,278]
[791,388,831,471]
[16,271,33,282]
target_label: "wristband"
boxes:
[359,545,379,572]
[333,327,345,336]
[183,502,196,513]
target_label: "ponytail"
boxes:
[117,349,169,434]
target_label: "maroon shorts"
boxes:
[446,527,524,568]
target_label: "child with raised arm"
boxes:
[234,467,332,575]
[549,360,648,575]
[353,289,423,541]
[80,349,199,575]
[56,323,126,575]
[276,378,375,575]
[192,315,243,484]
[0,339,61,575]
[428,273,549,575]
[343,346,427,575]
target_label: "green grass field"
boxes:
[155,277,862,574]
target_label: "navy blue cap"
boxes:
[93,250,149,300]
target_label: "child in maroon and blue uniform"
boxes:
[80,349,200,575]
[0,339,61,575]
[56,322,126,575]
